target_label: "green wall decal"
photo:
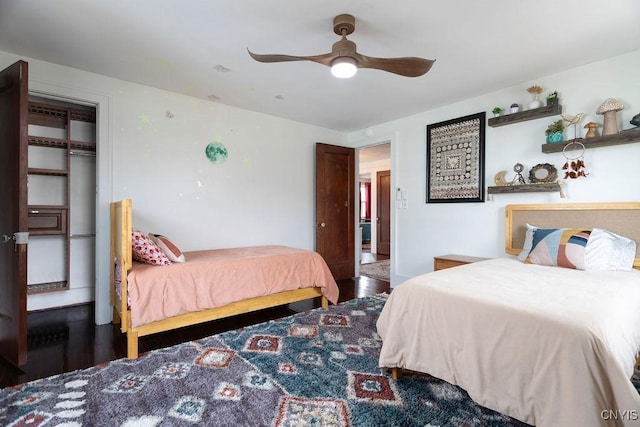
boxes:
[205,142,228,164]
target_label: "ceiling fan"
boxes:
[248,14,435,79]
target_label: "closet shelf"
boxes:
[28,167,68,176]
[27,281,68,295]
[28,136,96,152]
[541,128,640,153]
[28,136,67,149]
[29,101,96,128]
[70,140,96,152]
[488,104,562,127]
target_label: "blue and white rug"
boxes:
[2,294,636,426]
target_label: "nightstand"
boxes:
[433,254,490,271]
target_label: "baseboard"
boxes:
[391,274,412,287]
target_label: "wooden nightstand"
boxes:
[433,254,490,271]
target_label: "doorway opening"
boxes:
[358,143,390,282]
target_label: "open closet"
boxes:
[27,96,96,305]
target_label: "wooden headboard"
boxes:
[505,202,640,268]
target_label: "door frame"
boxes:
[355,134,396,284]
[28,80,112,325]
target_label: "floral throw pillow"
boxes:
[132,229,172,266]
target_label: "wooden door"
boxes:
[0,60,29,366]
[315,143,355,280]
[376,170,391,256]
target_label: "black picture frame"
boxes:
[426,112,486,203]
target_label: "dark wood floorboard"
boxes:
[0,277,389,388]
[361,249,389,264]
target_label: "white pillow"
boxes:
[517,223,537,262]
[584,228,636,271]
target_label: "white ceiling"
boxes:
[360,143,390,164]
[1,1,638,132]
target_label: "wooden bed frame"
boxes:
[390,201,640,380]
[110,199,329,359]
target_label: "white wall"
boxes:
[110,85,344,251]
[0,50,345,322]
[4,48,640,314]
[347,50,640,284]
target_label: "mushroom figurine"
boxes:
[596,98,624,135]
[583,122,599,138]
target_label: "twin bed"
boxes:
[378,202,640,426]
[110,199,339,359]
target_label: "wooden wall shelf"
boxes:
[488,104,562,127]
[541,128,640,153]
[488,182,562,195]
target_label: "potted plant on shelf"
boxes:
[546,91,559,106]
[492,106,504,117]
[527,85,543,109]
[510,103,520,113]
[545,119,564,143]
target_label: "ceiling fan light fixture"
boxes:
[248,14,434,78]
[331,57,357,79]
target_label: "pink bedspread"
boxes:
[127,245,339,328]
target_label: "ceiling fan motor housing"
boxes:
[332,38,357,58]
[333,14,356,36]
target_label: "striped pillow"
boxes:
[149,233,186,263]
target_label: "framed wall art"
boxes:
[426,112,486,203]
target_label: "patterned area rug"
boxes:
[1,295,638,426]
[360,259,390,281]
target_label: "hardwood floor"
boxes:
[361,244,390,264]
[0,277,390,388]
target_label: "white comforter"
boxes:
[377,258,640,426]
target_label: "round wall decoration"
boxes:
[528,163,557,183]
[205,142,228,164]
